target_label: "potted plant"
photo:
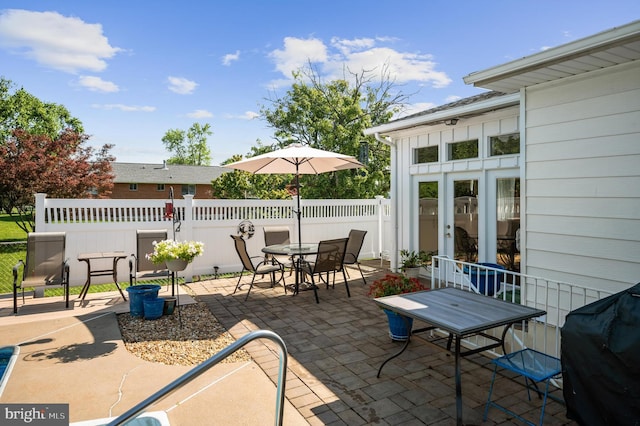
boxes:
[368,273,429,341]
[147,239,204,271]
[400,249,429,278]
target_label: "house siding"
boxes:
[524,61,640,291]
[111,183,213,199]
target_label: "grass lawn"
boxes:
[0,214,28,242]
[0,214,27,294]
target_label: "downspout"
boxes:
[374,132,398,272]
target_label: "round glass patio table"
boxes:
[262,243,332,294]
[262,243,319,256]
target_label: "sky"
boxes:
[1,1,638,166]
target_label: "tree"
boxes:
[162,122,212,165]
[259,63,407,199]
[0,77,83,141]
[211,142,292,199]
[0,129,114,232]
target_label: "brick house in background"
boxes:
[110,162,229,199]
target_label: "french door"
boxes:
[418,171,520,271]
[446,173,481,263]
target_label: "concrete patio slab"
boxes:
[0,288,307,425]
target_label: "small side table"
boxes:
[77,252,128,301]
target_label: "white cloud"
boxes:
[187,109,213,118]
[268,37,327,82]
[330,37,376,55]
[78,76,119,92]
[167,76,197,94]
[444,95,462,103]
[0,9,121,73]
[267,36,451,89]
[222,50,240,66]
[92,104,156,112]
[224,111,260,120]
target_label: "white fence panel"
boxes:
[34,194,391,286]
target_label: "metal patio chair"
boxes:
[263,226,294,277]
[13,232,70,314]
[299,237,349,303]
[231,234,284,301]
[129,230,171,288]
[343,229,367,285]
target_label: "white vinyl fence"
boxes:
[34,194,392,286]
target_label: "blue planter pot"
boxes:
[126,284,161,317]
[462,263,505,296]
[143,298,165,320]
[384,309,413,341]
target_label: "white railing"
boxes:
[429,256,616,359]
[33,194,392,287]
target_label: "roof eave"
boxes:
[364,92,519,135]
[463,20,640,89]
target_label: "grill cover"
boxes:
[561,282,640,425]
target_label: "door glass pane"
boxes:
[454,179,478,262]
[419,182,438,265]
[496,178,520,271]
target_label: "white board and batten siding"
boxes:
[389,108,520,255]
[524,61,640,292]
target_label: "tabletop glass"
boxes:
[262,243,320,256]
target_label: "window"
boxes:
[129,183,138,191]
[490,133,520,156]
[414,146,439,164]
[447,139,478,161]
[157,184,165,191]
[181,184,196,196]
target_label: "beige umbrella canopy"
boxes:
[226,143,363,174]
[226,143,363,243]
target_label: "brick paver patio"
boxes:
[185,260,575,425]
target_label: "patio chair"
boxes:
[299,237,349,303]
[13,232,70,314]
[129,230,171,288]
[231,235,284,301]
[263,226,294,277]
[343,229,367,285]
[484,348,562,426]
[455,226,477,262]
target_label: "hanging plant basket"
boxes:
[166,259,188,272]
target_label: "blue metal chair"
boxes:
[484,348,562,426]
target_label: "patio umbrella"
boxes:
[226,143,363,244]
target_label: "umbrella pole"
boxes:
[295,170,303,293]
[296,192,302,246]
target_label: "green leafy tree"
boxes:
[211,142,292,199]
[0,129,114,232]
[259,63,406,199]
[162,122,212,165]
[0,77,83,141]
